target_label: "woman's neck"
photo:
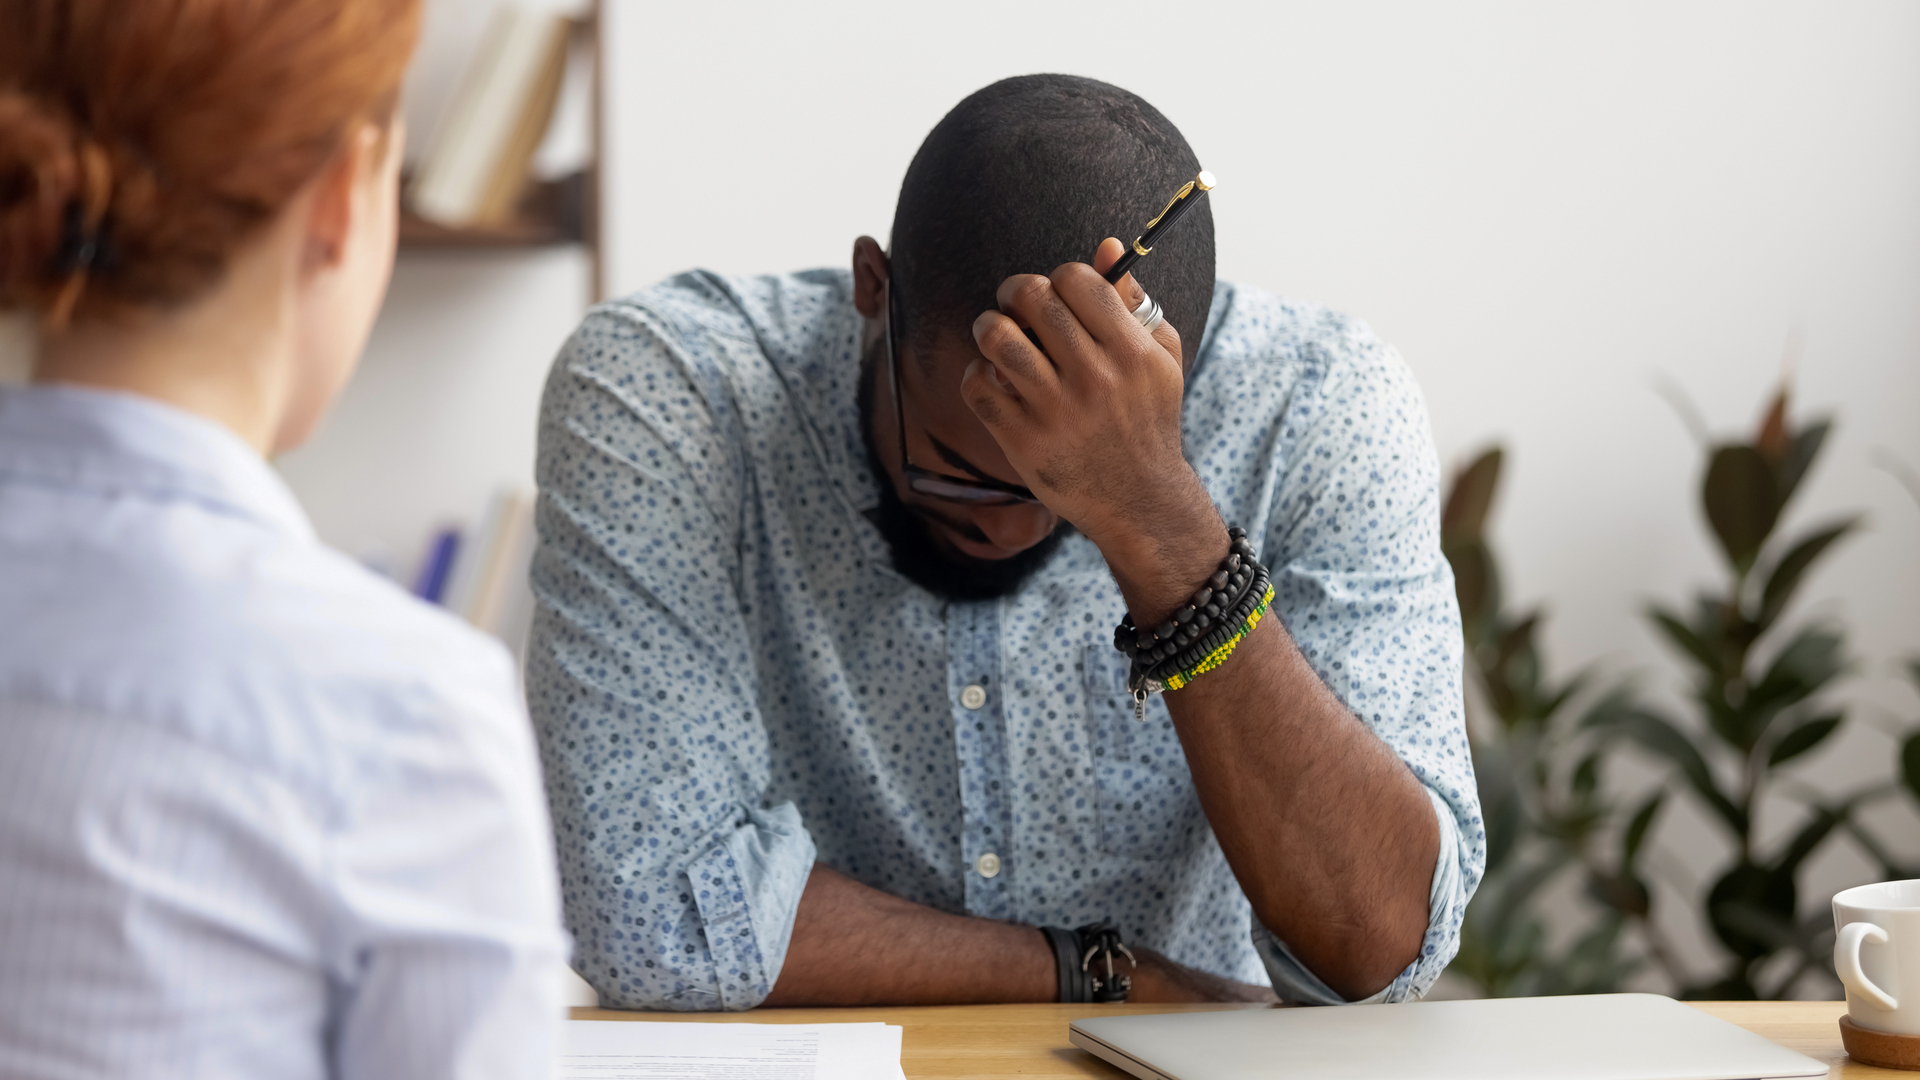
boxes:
[33,228,299,456]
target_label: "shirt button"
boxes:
[976,852,1001,878]
[960,684,987,710]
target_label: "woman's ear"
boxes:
[300,123,383,273]
[851,235,889,320]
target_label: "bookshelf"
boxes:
[398,170,588,248]
[397,3,602,300]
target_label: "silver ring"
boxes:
[1132,291,1165,333]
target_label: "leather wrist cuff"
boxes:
[1041,924,1091,1003]
[1041,922,1135,1003]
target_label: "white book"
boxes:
[469,491,536,638]
[409,7,567,226]
[441,488,511,617]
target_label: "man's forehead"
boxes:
[898,323,988,380]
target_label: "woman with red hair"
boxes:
[0,2,569,1076]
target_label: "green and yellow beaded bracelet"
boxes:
[1161,582,1274,691]
[1114,527,1274,719]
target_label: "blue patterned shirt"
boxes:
[526,269,1482,1010]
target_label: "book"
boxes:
[474,494,540,659]
[435,487,540,656]
[465,490,535,635]
[411,526,461,603]
[408,7,573,227]
[442,488,512,617]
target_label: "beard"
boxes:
[855,341,1070,603]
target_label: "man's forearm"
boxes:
[1102,512,1439,1002]
[761,864,1055,1006]
[1171,616,1439,1000]
[762,863,1278,1006]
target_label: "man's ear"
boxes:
[851,235,889,320]
[301,124,378,273]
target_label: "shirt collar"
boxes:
[0,383,316,542]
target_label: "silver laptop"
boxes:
[1069,993,1827,1080]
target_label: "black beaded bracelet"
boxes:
[1112,527,1260,662]
[1113,527,1272,720]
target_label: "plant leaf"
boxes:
[1754,385,1790,464]
[1767,713,1842,767]
[1771,804,1840,878]
[1590,707,1745,834]
[1707,861,1796,960]
[1703,444,1780,574]
[1776,418,1832,514]
[1648,605,1721,677]
[1751,626,1846,702]
[1739,626,1846,749]
[1539,669,1594,723]
[1574,682,1638,730]
[1442,446,1504,546]
[1758,519,1859,632]
[1571,750,1601,797]
[1447,537,1499,631]
[1585,869,1651,918]
[1712,899,1799,955]
[1491,612,1539,674]
[1902,731,1920,804]
[1623,791,1664,867]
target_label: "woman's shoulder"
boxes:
[0,515,528,807]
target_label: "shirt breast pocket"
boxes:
[1082,644,1206,860]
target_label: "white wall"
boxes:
[603,0,1920,990]
[274,249,589,569]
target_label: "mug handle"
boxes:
[1835,922,1899,1011]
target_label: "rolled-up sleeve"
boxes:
[1244,313,1483,1002]
[525,299,816,1011]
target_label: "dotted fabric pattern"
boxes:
[526,269,1482,1010]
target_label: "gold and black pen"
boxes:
[1103,170,1216,284]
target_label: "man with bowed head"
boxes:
[529,74,1480,1009]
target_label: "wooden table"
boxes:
[572,999,1909,1078]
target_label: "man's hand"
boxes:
[963,238,1220,588]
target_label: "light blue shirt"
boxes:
[0,386,570,1080]
[527,271,1483,1010]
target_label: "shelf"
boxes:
[398,170,589,250]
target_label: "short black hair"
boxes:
[889,74,1216,366]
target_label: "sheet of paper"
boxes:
[559,1019,906,1080]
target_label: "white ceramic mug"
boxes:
[1833,878,1920,1036]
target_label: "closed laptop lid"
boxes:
[1068,993,1828,1080]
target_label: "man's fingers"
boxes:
[958,355,1028,433]
[970,308,1059,401]
[1051,260,1145,350]
[1150,320,1184,370]
[1090,237,1148,315]
[995,272,1095,370]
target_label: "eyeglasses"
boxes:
[886,276,1041,506]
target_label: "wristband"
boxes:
[1041,921,1136,1003]
[1113,526,1271,720]
[1040,924,1091,1003]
